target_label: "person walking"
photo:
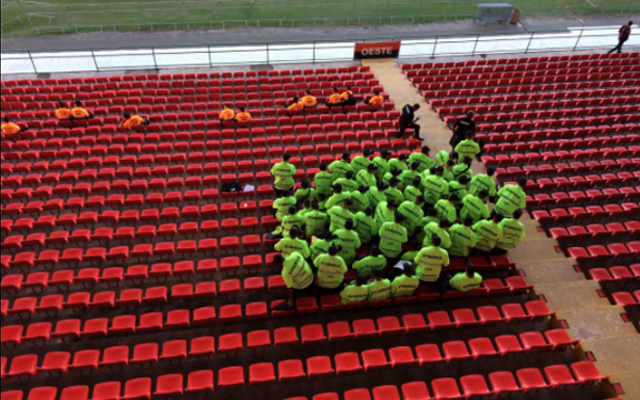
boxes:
[608,21,633,54]
[396,103,423,140]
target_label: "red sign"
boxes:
[354,41,401,59]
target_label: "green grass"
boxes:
[1,0,638,38]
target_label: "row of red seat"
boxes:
[612,291,640,307]
[487,141,639,157]
[0,79,381,99]
[0,328,580,383]
[407,61,638,78]
[528,202,639,223]
[494,161,638,178]
[0,360,610,400]
[547,223,639,245]
[0,258,279,294]
[589,265,640,283]
[420,79,639,100]
[1,300,554,348]
[2,65,371,87]
[430,88,640,108]
[402,52,637,70]
[414,71,639,89]
[292,362,608,400]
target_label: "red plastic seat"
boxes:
[185,370,214,393]
[517,367,550,392]
[571,361,609,384]
[372,386,400,400]
[306,356,334,378]
[92,382,122,400]
[401,381,430,400]
[460,375,491,398]
[218,366,245,388]
[278,359,306,381]
[431,377,462,400]
[344,389,372,400]
[489,371,521,394]
[249,363,276,385]
[544,365,577,388]
[123,377,152,400]
[334,352,362,375]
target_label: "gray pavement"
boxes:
[2,15,636,52]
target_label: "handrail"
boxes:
[0,28,617,53]
[1,27,637,75]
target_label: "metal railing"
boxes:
[3,0,638,36]
[1,28,638,75]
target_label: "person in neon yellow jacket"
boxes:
[327,198,354,232]
[334,170,359,195]
[414,234,449,285]
[391,262,420,298]
[448,216,477,258]
[274,227,310,258]
[314,163,334,197]
[365,267,391,302]
[271,152,296,196]
[434,193,459,224]
[407,145,433,173]
[372,150,391,181]
[351,185,371,214]
[494,209,525,255]
[494,177,527,218]
[310,232,337,263]
[404,176,423,203]
[272,252,315,308]
[352,245,387,277]
[315,244,348,292]
[472,213,504,257]
[356,163,378,188]
[333,218,361,265]
[281,205,304,238]
[325,183,352,211]
[340,272,369,305]
[303,201,329,238]
[354,206,379,244]
[449,262,483,292]
[460,189,491,225]
[351,149,375,174]
[271,190,296,237]
[328,152,353,181]
[469,166,497,200]
[378,212,409,259]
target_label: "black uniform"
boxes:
[608,24,632,54]
[396,104,421,139]
[449,116,476,148]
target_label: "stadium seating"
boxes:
[403,51,640,332]
[0,59,618,399]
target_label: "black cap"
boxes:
[398,154,408,160]
[359,185,369,193]
[367,163,378,171]
[364,149,374,156]
[387,199,398,208]
[381,150,391,158]
[416,195,425,203]
[342,152,351,161]
[431,234,442,246]
[449,193,460,202]
[394,211,407,221]
[389,177,401,185]
[411,161,420,170]
[435,166,444,174]
[343,198,352,206]
[345,218,354,229]
[466,262,476,274]
[331,183,342,192]
[422,146,431,154]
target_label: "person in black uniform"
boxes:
[450,110,476,149]
[396,103,422,140]
[608,21,633,54]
